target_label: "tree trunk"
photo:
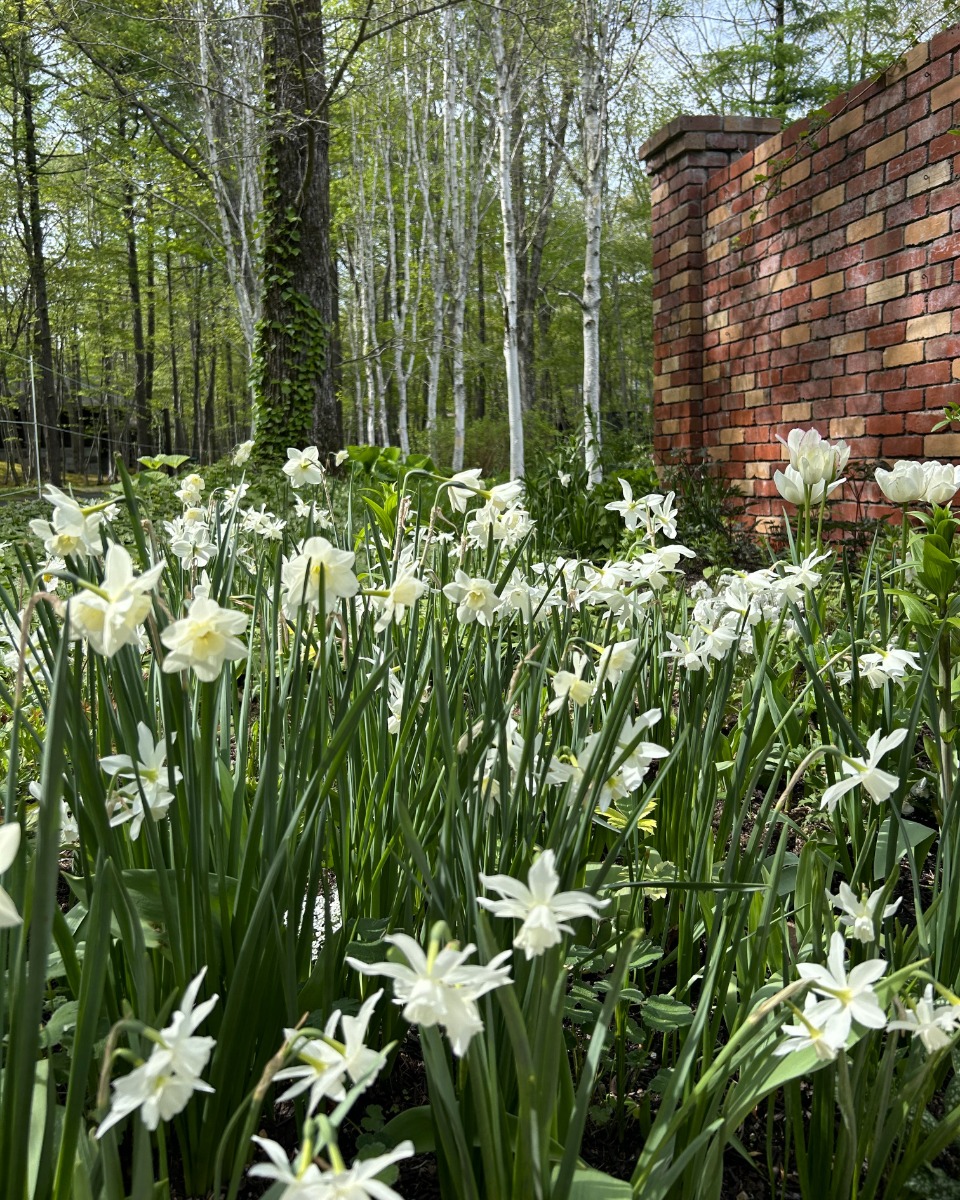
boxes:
[253,0,340,464]
[490,9,524,480]
[517,81,573,415]
[166,248,187,454]
[579,0,605,486]
[122,150,151,457]
[12,16,62,485]
[476,240,487,420]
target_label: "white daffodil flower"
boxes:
[827,881,901,943]
[774,993,851,1061]
[646,491,679,540]
[254,1141,415,1199]
[66,544,165,658]
[241,505,286,541]
[249,1137,327,1198]
[164,517,217,569]
[604,478,645,531]
[662,629,709,671]
[548,651,594,714]
[160,595,249,682]
[232,440,254,466]
[796,931,887,1029]
[888,985,960,1053]
[0,822,22,928]
[274,990,386,1113]
[29,485,105,560]
[774,551,831,603]
[373,570,428,633]
[347,932,512,1057]
[616,711,670,790]
[175,473,206,507]
[281,537,360,619]
[100,722,182,839]
[478,850,608,959]
[849,646,919,689]
[96,969,217,1138]
[820,727,908,812]
[447,468,485,512]
[595,638,638,687]
[442,571,501,627]
[488,479,524,511]
[221,482,250,511]
[283,446,325,488]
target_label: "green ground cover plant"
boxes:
[1,432,960,1198]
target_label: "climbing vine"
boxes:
[251,192,327,466]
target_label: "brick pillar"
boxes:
[639,116,780,463]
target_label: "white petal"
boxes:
[0,822,21,874]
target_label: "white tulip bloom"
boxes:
[875,460,926,505]
[820,727,908,812]
[921,460,960,505]
[478,850,608,959]
[0,822,22,928]
[347,932,512,1057]
[777,428,849,486]
[773,464,842,507]
[160,595,249,682]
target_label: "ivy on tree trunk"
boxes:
[252,0,341,467]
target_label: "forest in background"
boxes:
[0,0,955,487]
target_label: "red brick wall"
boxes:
[640,27,960,530]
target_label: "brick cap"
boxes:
[638,116,781,168]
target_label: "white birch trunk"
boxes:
[443,12,495,471]
[407,51,448,461]
[490,10,524,480]
[381,87,422,457]
[194,0,262,363]
[579,0,606,487]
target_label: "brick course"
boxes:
[639,25,960,528]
